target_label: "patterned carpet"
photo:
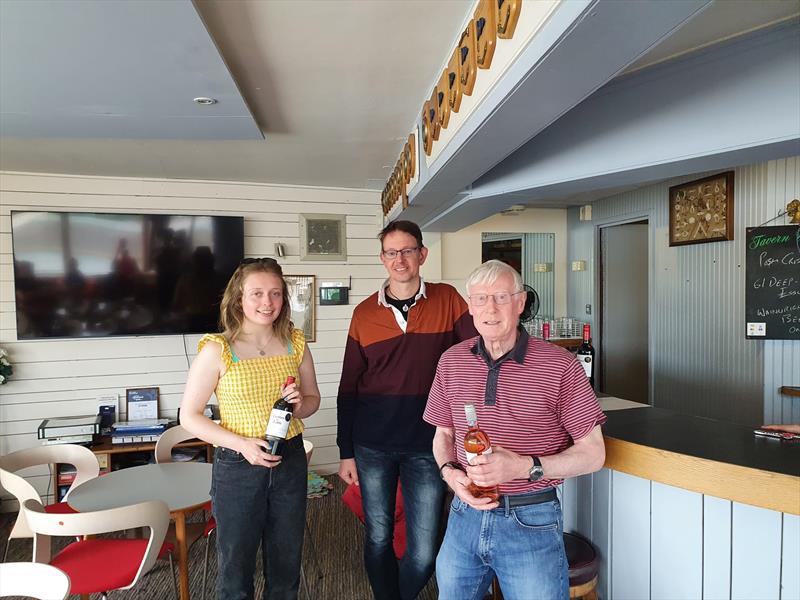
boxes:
[1,476,440,600]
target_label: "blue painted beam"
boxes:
[424,21,800,231]
[400,0,713,228]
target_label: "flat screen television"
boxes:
[11,211,244,339]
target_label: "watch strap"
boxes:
[439,461,464,480]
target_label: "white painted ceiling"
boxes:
[0,0,797,190]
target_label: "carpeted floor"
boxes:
[1,476,440,600]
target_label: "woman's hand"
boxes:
[237,437,282,468]
[282,381,303,414]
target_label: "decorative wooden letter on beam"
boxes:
[458,20,477,97]
[447,47,463,112]
[497,0,521,39]
[474,0,497,69]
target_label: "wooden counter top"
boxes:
[601,407,800,514]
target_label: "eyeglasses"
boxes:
[240,257,279,266]
[381,247,419,260]
[468,291,524,306]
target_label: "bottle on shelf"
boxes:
[577,324,595,388]
[463,404,500,502]
[265,376,296,455]
[542,322,550,341]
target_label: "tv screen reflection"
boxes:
[11,211,244,339]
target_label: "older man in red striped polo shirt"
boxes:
[424,259,606,600]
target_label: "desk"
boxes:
[68,462,212,600]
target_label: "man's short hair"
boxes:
[466,260,523,295]
[378,220,424,249]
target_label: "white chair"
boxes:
[0,444,100,561]
[23,497,169,599]
[0,561,70,599]
[155,425,215,599]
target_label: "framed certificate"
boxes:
[125,387,160,421]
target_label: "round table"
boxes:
[68,462,212,600]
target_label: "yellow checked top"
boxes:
[198,329,306,440]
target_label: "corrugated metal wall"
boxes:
[483,231,556,319]
[567,157,800,425]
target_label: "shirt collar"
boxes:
[470,325,529,366]
[377,277,427,308]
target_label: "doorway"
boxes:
[599,221,649,404]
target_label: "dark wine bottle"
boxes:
[265,376,296,455]
[577,324,595,388]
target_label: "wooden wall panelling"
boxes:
[703,495,732,600]
[650,482,702,600]
[610,471,651,600]
[730,502,782,600]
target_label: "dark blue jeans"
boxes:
[211,435,308,600]
[354,444,446,600]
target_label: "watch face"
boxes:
[529,465,545,482]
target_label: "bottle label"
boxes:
[465,447,492,464]
[265,409,291,439]
[579,355,592,378]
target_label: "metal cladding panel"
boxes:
[763,156,800,424]
[566,158,800,424]
[524,233,556,319]
[567,207,595,330]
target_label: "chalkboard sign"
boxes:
[745,225,800,340]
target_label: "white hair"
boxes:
[465,260,523,295]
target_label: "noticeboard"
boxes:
[745,225,800,340]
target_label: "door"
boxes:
[600,221,649,404]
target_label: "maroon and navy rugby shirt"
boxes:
[424,328,606,495]
[336,281,477,459]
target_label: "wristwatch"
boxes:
[528,456,544,482]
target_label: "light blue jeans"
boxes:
[436,494,568,600]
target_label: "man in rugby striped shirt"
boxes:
[424,259,606,600]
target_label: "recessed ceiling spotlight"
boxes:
[193,97,218,105]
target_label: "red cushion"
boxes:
[44,501,77,514]
[158,542,175,559]
[203,516,217,537]
[51,539,148,594]
[341,482,406,559]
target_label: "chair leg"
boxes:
[202,529,215,600]
[168,552,179,600]
[300,563,310,600]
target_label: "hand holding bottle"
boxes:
[442,464,499,510]
[280,379,303,413]
[465,445,531,487]
[237,436,282,468]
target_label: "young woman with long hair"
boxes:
[180,257,320,599]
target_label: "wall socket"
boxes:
[585,304,592,315]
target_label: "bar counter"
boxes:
[563,399,799,600]
[602,406,799,514]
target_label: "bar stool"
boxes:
[490,532,599,600]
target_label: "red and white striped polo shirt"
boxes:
[424,331,606,495]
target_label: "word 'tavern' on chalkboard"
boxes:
[745,225,800,340]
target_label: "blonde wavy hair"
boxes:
[219,258,293,344]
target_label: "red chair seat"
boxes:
[203,516,217,537]
[158,541,175,559]
[44,501,76,514]
[51,538,149,594]
[342,482,406,559]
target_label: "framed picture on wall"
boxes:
[669,171,734,246]
[285,275,316,342]
[299,214,347,261]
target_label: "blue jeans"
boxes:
[211,435,308,600]
[436,494,568,600]
[354,444,446,600]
